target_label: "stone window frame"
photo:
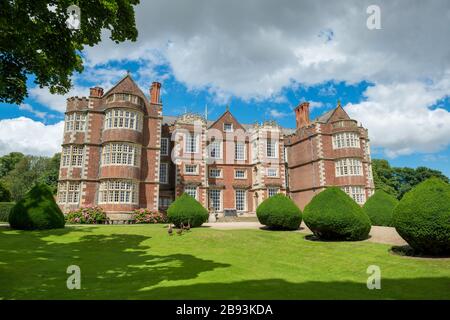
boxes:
[184,185,198,200]
[160,138,169,156]
[209,189,222,211]
[209,168,222,178]
[332,132,361,149]
[234,169,247,179]
[335,158,363,177]
[61,145,84,167]
[341,185,366,204]
[98,179,138,204]
[266,139,278,158]
[235,142,246,161]
[268,187,279,198]
[57,181,81,204]
[65,112,86,132]
[159,163,169,184]
[223,123,233,132]
[185,133,199,154]
[101,142,141,167]
[235,189,247,211]
[266,167,278,178]
[184,164,199,175]
[208,140,222,159]
[104,108,143,132]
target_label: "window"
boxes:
[266,140,277,158]
[342,186,366,204]
[58,182,80,204]
[159,197,173,209]
[184,185,197,199]
[160,163,168,184]
[235,189,246,211]
[268,187,279,197]
[335,158,363,177]
[235,142,245,160]
[209,168,222,178]
[267,168,278,177]
[104,109,142,131]
[332,132,360,149]
[101,143,140,166]
[99,180,138,204]
[185,164,198,175]
[209,189,221,211]
[185,133,198,153]
[62,145,84,167]
[209,141,222,159]
[161,138,169,156]
[224,123,233,132]
[65,113,86,132]
[235,169,246,179]
[106,93,144,107]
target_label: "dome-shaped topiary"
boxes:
[167,193,209,228]
[393,178,450,255]
[256,193,302,230]
[9,183,65,230]
[363,190,399,226]
[303,187,371,241]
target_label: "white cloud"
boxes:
[0,117,64,156]
[269,109,288,119]
[18,103,48,119]
[346,79,450,157]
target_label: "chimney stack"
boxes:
[150,82,162,104]
[89,87,104,98]
[294,102,310,128]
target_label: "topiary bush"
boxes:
[393,178,450,255]
[167,193,208,228]
[256,194,302,230]
[363,190,399,226]
[303,187,371,241]
[0,202,15,222]
[65,206,107,224]
[9,183,65,230]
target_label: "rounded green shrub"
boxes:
[9,183,65,230]
[393,178,450,255]
[256,194,302,230]
[363,190,399,226]
[167,193,208,228]
[303,187,371,241]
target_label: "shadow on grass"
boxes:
[390,245,450,259]
[138,277,450,300]
[304,234,371,242]
[0,227,230,299]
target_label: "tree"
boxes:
[39,153,61,193]
[0,152,24,178]
[0,181,11,202]
[372,159,449,200]
[3,155,53,201]
[0,0,139,104]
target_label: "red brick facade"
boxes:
[57,76,374,217]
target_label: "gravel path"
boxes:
[204,221,407,246]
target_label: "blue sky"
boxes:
[0,0,449,177]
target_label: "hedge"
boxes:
[9,183,65,230]
[0,202,14,222]
[167,193,208,227]
[363,190,398,226]
[256,194,302,230]
[393,178,450,255]
[303,187,371,241]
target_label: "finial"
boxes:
[337,99,341,108]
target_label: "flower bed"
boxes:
[132,209,167,224]
[65,206,107,224]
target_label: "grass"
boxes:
[0,224,449,300]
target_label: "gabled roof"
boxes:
[313,102,350,123]
[207,109,246,131]
[102,74,149,103]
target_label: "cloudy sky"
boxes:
[1,0,449,176]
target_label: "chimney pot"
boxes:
[150,82,162,104]
[294,102,310,128]
[89,87,104,98]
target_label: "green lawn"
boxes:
[0,224,449,300]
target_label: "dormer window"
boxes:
[224,123,233,132]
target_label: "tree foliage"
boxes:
[0,0,139,104]
[372,159,449,199]
[256,194,302,230]
[1,153,61,201]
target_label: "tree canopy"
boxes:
[0,0,139,104]
[372,159,449,199]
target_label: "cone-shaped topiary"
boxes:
[303,187,371,241]
[9,183,65,230]
[167,193,209,228]
[363,190,399,226]
[393,178,450,255]
[256,193,302,230]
